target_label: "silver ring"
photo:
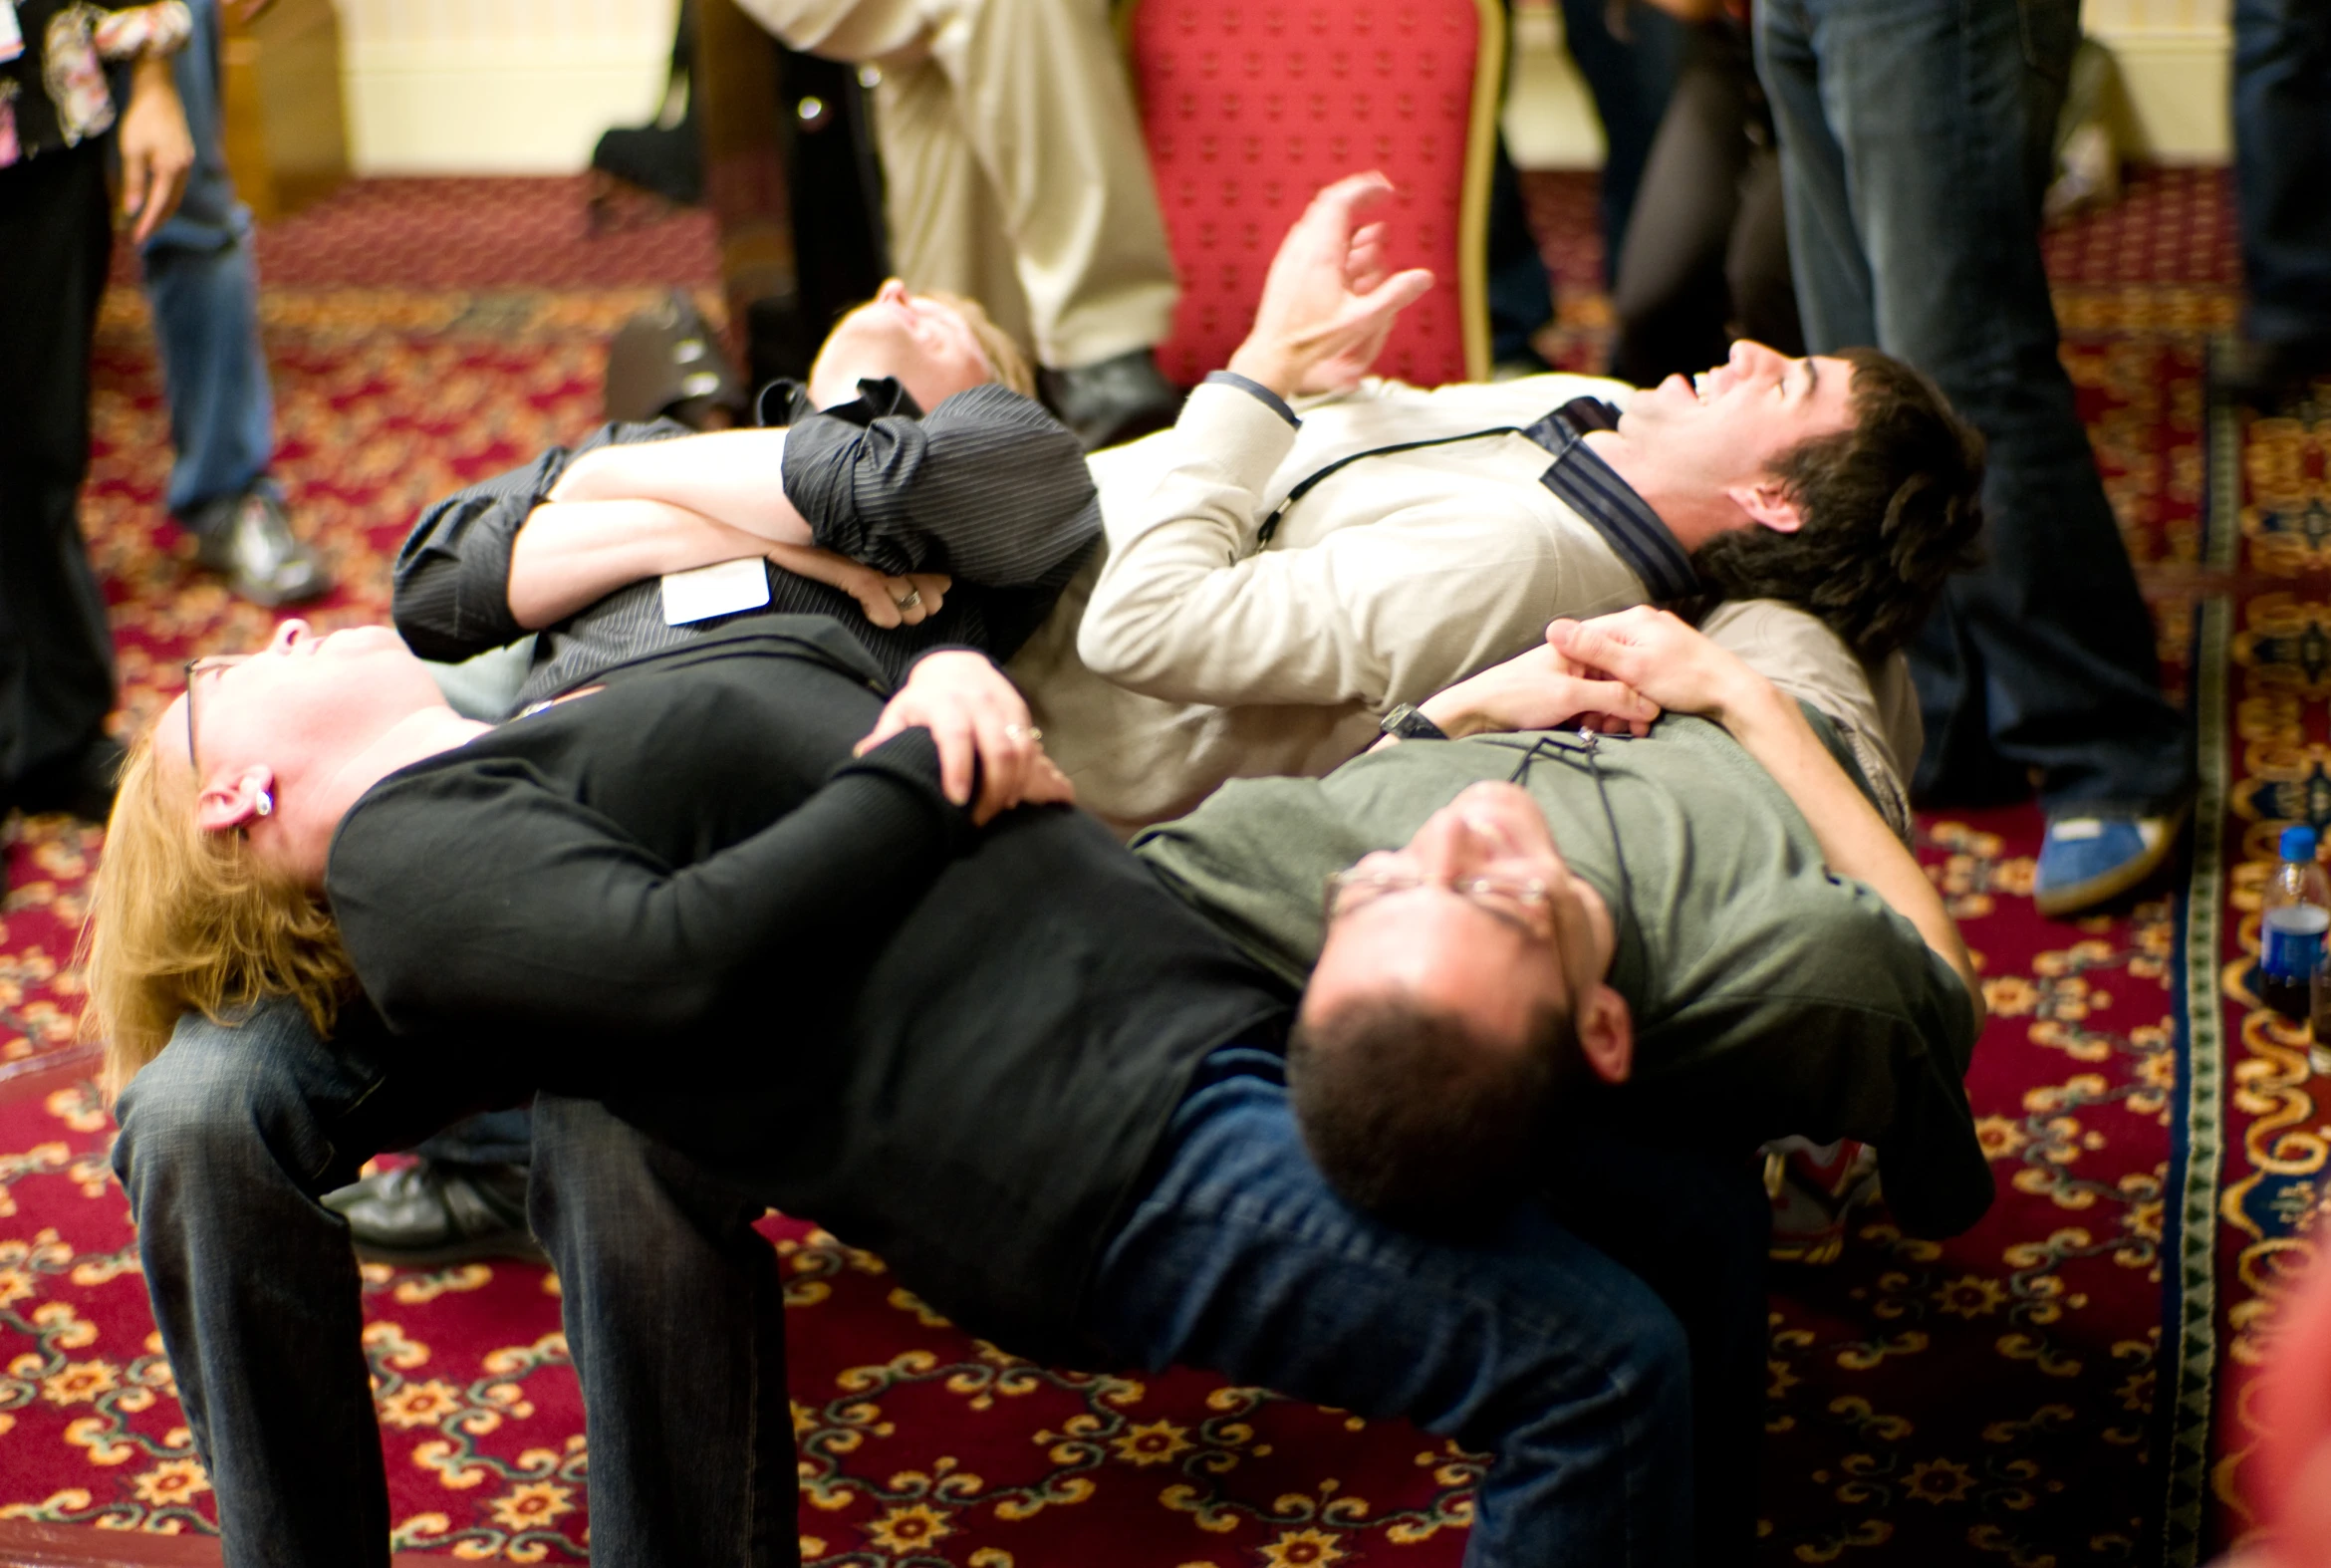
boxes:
[894,588,922,611]
[1004,723,1042,742]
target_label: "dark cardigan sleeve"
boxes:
[389,420,691,663]
[781,382,1101,586]
[332,728,968,1047]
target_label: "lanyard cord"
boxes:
[1505,729,1635,927]
[1256,427,1536,546]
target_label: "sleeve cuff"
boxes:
[1202,371,1300,429]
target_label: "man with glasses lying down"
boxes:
[90,595,1986,1568]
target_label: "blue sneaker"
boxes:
[2033,814,2179,917]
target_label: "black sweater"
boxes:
[390,379,1100,711]
[327,623,1290,1362]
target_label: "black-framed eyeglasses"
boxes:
[182,654,242,779]
[1322,866,1555,938]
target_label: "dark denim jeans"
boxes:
[112,1002,795,1568]
[1084,1049,1702,1567]
[140,0,275,520]
[2233,0,2331,349]
[1754,0,2192,815]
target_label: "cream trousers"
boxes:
[734,0,1178,368]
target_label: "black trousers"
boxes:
[0,142,120,796]
[1611,21,1803,387]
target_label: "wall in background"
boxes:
[1502,0,2231,169]
[340,0,2225,174]
[340,0,678,173]
[2085,0,2230,160]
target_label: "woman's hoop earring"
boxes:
[254,788,274,819]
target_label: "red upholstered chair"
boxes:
[1122,0,1506,389]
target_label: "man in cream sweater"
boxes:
[1015,171,1985,833]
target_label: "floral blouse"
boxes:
[0,1,190,169]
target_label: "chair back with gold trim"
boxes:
[1123,0,1505,389]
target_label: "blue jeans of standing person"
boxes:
[115,1006,1698,1566]
[1754,0,2192,816]
[2233,0,2331,350]
[140,0,276,522]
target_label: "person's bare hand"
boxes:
[1225,172,1435,399]
[1416,640,1659,740]
[119,55,194,246]
[855,651,1074,825]
[764,542,948,629]
[1545,607,1762,722]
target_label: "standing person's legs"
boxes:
[1083,1061,1694,1567]
[528,1096,797,1568]
[916,0,1176,372]
[2231,0,2331,359]
[0,144,121,813]
[1754,0,1879,352]
[1558,0,1685,281]
[1762,0,2189,850]
[111,1001,485,1567]
[138,0,329,606]
[141,0,272,522]
[1611,33,1755,387]
[1725,140,1802,357]
[869,54,1037,351]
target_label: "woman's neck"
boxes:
[282,707,492,888]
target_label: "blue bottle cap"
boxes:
[2284,825,2318,863]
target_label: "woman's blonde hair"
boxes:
[80,728,354,1099]
[920,289,1036,399]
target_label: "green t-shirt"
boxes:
[1132,715,1992,1237]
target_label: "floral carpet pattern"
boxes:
[2188,371,2331,1562]
[0,169,2278,1563]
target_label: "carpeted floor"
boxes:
[0,166,2311,1565]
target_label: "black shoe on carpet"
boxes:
[1040,348,1184,451]
[324,1160,545,1267]
[2218,335,2331,411]
[8,733,128,824]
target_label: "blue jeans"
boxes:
[140,0,275,522]
[112,1001,794,1568]
[2233,0,2331,348]
[115,1013,1707,1567]
[1754,0,2192,816]
[1084,1049,1698,1566]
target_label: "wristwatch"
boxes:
[1379,703,1449,743]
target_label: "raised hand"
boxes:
[1226,172,1435,399]
[855,651,1075,825]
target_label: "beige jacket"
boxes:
[1015,374,1667,833]
[1013,374,1921,836]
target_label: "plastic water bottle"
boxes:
[2262,825,2330,1021]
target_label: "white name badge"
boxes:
[0,4,24,66]
[659,557,771,626]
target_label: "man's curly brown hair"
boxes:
[1682,347,1985,661]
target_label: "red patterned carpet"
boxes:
[0,167,2296,1565]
